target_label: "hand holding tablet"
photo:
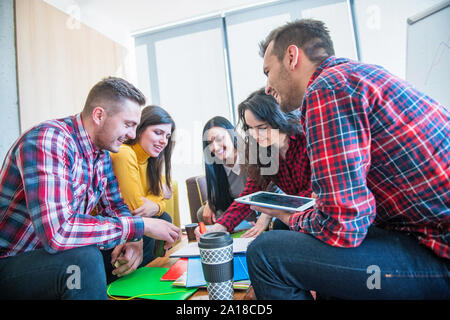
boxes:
[235,191,315,212]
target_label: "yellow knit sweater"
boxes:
[110,143,165,216]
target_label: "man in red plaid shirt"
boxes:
[0,77,180,299]
[246,19,449,299]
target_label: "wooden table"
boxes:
[146,234,248,300]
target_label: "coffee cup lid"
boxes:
[185,223,198,228]
[198,231,233,249]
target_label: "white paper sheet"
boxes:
[170,237,255,258]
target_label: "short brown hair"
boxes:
[82,77,146,115]
[259,19,334,65]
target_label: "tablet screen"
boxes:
[248,193,313,209]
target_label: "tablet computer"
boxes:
[235,191,315,212]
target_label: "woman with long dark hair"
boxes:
[108,105,177,281]
[195,88,312,238]
[199,116,254,225]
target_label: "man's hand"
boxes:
[250,205,293,226]
[246,193,318,230]
[111,240,143,278]
[161,184,173,200]
[142,217,181,250]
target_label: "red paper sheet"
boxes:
[160,258,188,281]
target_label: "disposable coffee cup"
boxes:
[198,231,234,300]
[153,239,166,257]
[185,223,198,242]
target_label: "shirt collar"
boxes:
[223,153,241,177]
[72,113,104,160]
[298,56,348,120]
[306,56,351,89]
[306,56,338,88]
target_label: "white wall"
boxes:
[353,0,443,79]
[43,0,275,109]
[0,0,20,164]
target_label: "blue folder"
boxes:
[233,220,253,232]
[186,253,249,288]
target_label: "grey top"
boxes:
[223,158,247,199]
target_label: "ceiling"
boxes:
[44,0,274,46]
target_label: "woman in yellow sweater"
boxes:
[109,105,176,280]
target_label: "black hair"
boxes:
[259,19,334,65]
[238,88,301,187]
[202,116,237,212]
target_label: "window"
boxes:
[134,0,356,225]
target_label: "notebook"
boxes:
[172,272,250,290]
[107,267,197,300]
[170,237,255,258]
[185,253,249,288]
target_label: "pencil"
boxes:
[199,221,206,234]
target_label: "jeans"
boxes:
[0,245,107,300]
[247,226,450,299]
[0,212,173,299]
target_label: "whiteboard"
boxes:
[406,1,450,107]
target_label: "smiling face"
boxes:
[205,126,235,163]
[138,123,173,158]
[244,108,285,149]
[263,41,303,113]
[93,99,141,153]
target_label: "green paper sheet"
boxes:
[107,267,197,300]
[231,230,246,238]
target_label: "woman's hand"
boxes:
[202,202,216,225]
[142,218,181,250]
[132,197,160,217]
[241,214,271,238]
[161,183,173,200]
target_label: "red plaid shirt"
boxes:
[216,134,312,230]
[291,57,449,259]
[0,114,144,258]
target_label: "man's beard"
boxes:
[278,65,303,113]
[279,90,303,113]
[94,125,120,153]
